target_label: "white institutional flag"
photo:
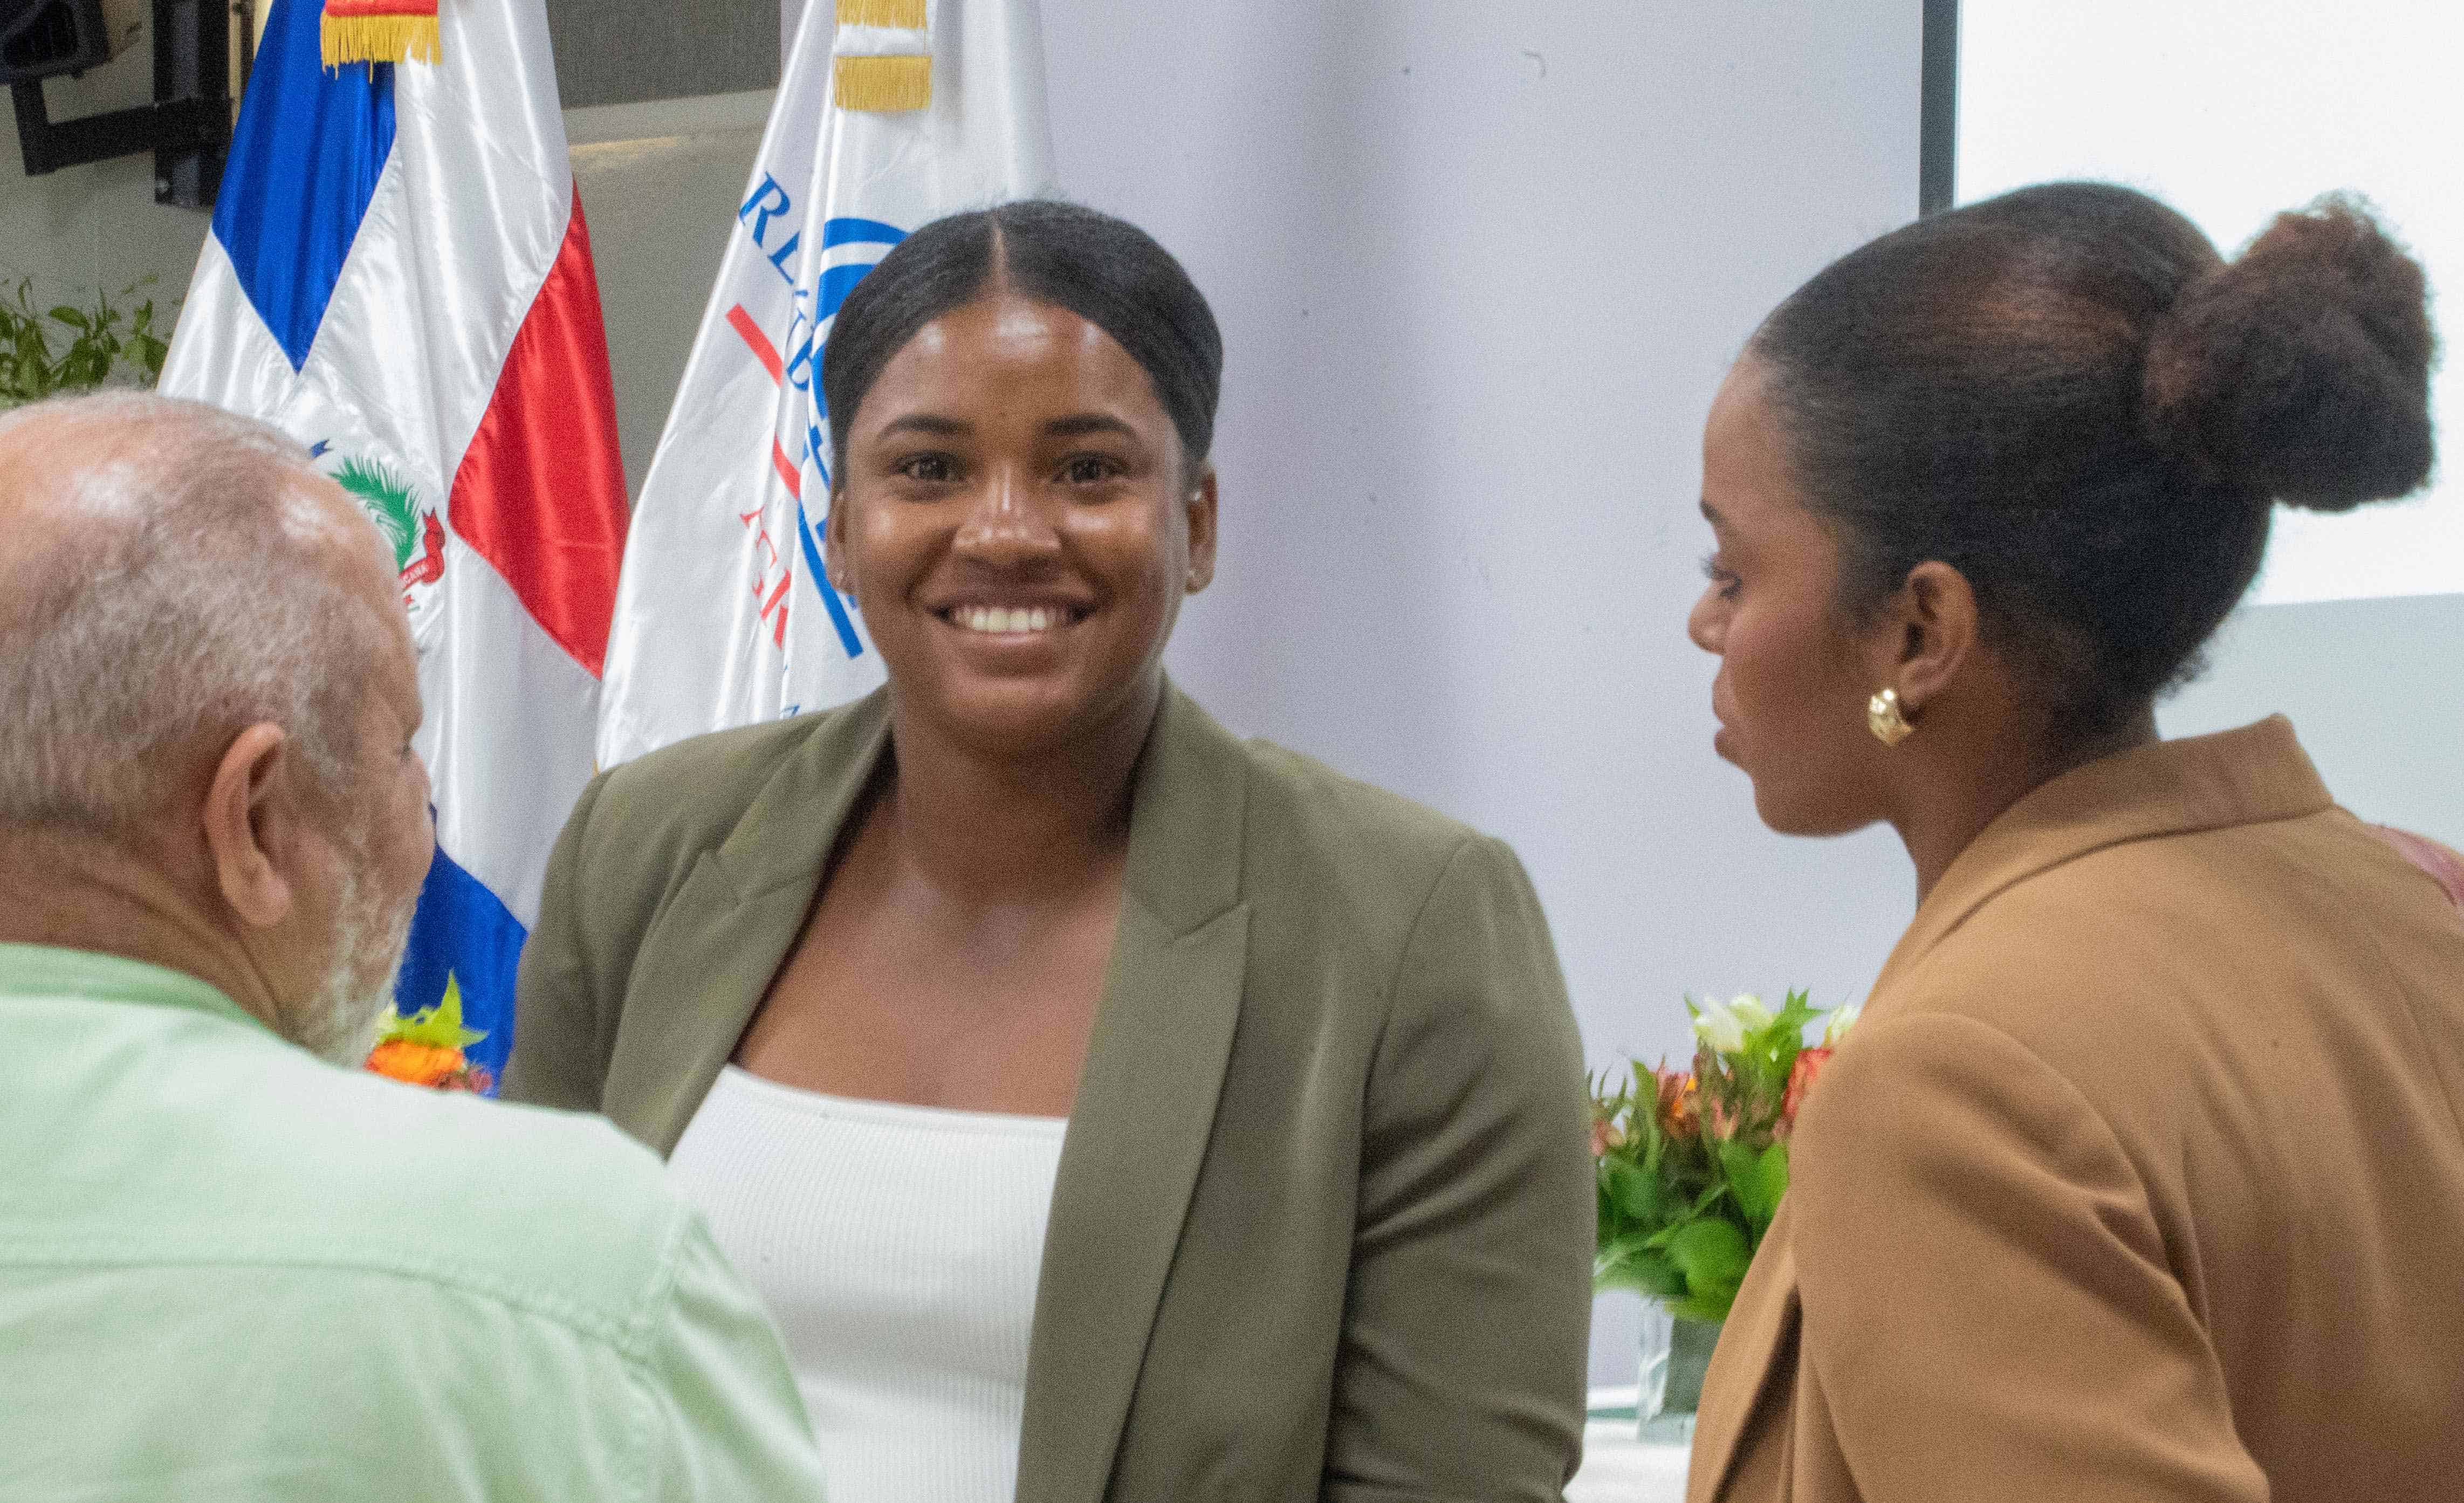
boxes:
[596,0,1056,767]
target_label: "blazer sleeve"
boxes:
[502,770,616,1114]
[1788,1013,2268,1503]
[1323,834,1594,1503]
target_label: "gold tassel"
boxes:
[837,0,926,26]
[322,13,441,67]
[834,53,931,112]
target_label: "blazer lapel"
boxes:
[1017,687,1253,1503]
[1688,1202,1803,1503]
[602,691,895,1157]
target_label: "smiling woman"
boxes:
[503,202,1595,1503]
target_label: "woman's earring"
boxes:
[1867,687,1915,746]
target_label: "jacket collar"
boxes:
[1689,717,2330,1501]
[607,688,894,1156]
[1870,715,2331,998]
[0,942,266,1036]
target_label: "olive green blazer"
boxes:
[504,684,1593,1503]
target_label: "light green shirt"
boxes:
[0,943,828,1502]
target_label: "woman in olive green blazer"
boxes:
[505,202,1591,1502]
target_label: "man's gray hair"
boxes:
[0,392,384,835]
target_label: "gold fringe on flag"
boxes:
[322,0,440,67]
[834,53,931,112]
[838,0,926,27]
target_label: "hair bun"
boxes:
[2142,194,2435,512]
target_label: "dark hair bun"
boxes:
[2143,194,2435,513]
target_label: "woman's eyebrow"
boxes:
[1044,413,1138,441]
[877,413,971,439]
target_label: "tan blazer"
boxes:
[504,684,1593,1503]
[1690,717,2464,1503]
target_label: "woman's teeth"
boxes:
[955,605,1068,634]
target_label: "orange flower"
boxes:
[1657,1069,1701,1140]
[366,1039,491,1092]
[1782,1046,1833,1128]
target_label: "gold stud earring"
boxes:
[1867,687,1915,746]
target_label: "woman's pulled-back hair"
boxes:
[820,200,1224,482]
[1751,182,2435,731]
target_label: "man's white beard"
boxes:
[294,857,417,1067]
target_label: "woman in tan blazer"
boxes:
[503,202,1591,1502]
[1681,183,2464,1502]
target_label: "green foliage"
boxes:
[0,276,171,408]
[1592,989,1849,1322]
[374,974,488,1051]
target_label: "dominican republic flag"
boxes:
[159,0,627,1084]
[594,0,1054,768]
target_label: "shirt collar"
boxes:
[1870,715,2332,995]
[0,942,273,1036]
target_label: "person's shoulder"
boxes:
[1234,731,1491,879]
[596,696,870,825]
[261,1056,701,1348]
[571,692,884,871]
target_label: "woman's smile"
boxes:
[827,291,1216,754]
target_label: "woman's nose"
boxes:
[1687,587,1725,654]
[952,469,1062,564]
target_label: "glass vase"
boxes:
[1637,1301,1723,1441]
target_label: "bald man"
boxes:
[0,394,827,1501]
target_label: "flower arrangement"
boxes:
[365,976,494,1093]
[1591,991,1857,1322]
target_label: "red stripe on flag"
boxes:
[770,438,803,498]
[728,304,785,386]
[446,185,629,678]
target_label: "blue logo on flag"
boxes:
[791,217,907,659]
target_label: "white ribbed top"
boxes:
[668,1066,1067,1503]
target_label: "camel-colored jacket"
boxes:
[1691,717,2464,1503]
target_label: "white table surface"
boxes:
[1568,1388,1692,1503]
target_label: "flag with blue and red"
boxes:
[159,0,627,1085]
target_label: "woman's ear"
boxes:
[201,723,300,932]
[823,482,852,593]
[1183,464,1219,594]
[1883,559,1980,716]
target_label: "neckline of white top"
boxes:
[711,1064,1069,1136]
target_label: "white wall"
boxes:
[1034,0,1927,1383]
[0,31,212,352]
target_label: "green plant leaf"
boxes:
[1667,1287,1740,1324]
[1752,1141,1790,1231]
[48,305,90,332]
[1724,1138,1790,1234]
[1596,1242,1689,1301]
[1608,1158,1664,1225]
[1667,1217,1752,1310]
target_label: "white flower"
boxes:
[1728,993,1774,1033]
[1690,994,1749,1054]
[1822,1001,1864,1048]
